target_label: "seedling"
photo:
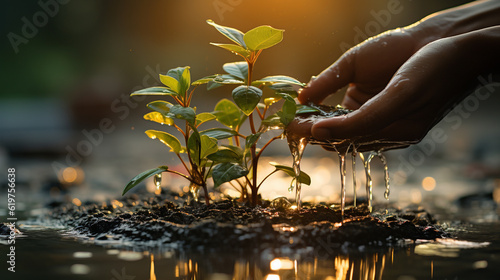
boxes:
[123,20,312,206]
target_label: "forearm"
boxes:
[407,0,500,48]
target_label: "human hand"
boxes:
[291,26,500,152]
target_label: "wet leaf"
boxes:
[296,104,320,114]
[207,148,242,164]
[212,162,249,188]
[143,112,174,126]
[192,75,217,86]
[277,98,296,126]
[223,61,248,81]
[200,128,238,140]
[196,112,217,127]
[269,163,311,185]
[261,114,284,129]
[245,133,262,149]
[232,85,262,115]
[147,100,173,115]
[210,43,251,58]
[207,20,247,48]
[252,75,305,87]
[169,105,196,126]
[131,86,177,97]
[145,130,183,154]
[243,25,284,51]
[265,97,281,106]
[122,166,168,195]
[213,99,244,129]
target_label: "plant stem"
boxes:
[256,136,281,159]
[176,154,192,177]
[256,170,278,190]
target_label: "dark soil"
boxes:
[42,190,448,251]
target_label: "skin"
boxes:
[290,0,500,152]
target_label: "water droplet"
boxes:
[154,173,162,190]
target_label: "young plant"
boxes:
[122,20,311,207]
[192,20,311,206]
[122,66,220,205]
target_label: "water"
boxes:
[4,220,500,279]
[352,147,358,207]
[360,152,375,212]
[287,136,308,210]
[337,150,347,218]
[153,173,162,190]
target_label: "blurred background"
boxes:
[2,0,499,213]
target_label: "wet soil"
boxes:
[41,190,448,251]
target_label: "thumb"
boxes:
[311,97,387,141]
[298,51,355,105]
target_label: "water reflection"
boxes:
[146,249,392,280]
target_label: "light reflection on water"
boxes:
[3,226,500,279]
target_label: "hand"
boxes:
[292,25,500,152]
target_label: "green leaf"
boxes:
[131,86,177,97]
[196,112,217,127]
[192,75,217,86]
[296,104,320,114]
[207,148,242,164]
[212,162,249,188]
[144,112,174,126]
[245,132,262,149]
[147,100,173,115]
[122,166,168,195]
[164,66,191,97]
[222,145,244,159]
[145,130,183,154]
[213,74,245,84]
[277,98,296,126]
[223,61,248,81]
[213,99,244,129]
[200,128,238,140]
[264,97,280,106]
[159,74,180,93]
[188,131,218,165]
[232,85,262,116]
[262,114,284,129]
[252,75,305,87]
[210,43,251,58]
[207,20,246,48]
[169,105,196,126]
[269,162,311,185]
[243,25,284,51]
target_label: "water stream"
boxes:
[287,136,308,210]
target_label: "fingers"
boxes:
[298,51,356,105]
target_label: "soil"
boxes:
[41,189,448,251]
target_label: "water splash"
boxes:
[287,136,308,210]
[189,183,200,202]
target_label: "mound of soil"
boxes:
[43,190,448,251]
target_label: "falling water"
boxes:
[359,152,375,212]
[352,146,358,207]
[376,151,391,199]
[338,151,347,218]
[287,136,308,210]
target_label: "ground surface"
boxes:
[41,190,448,251]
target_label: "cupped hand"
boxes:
[293,26,500,152]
